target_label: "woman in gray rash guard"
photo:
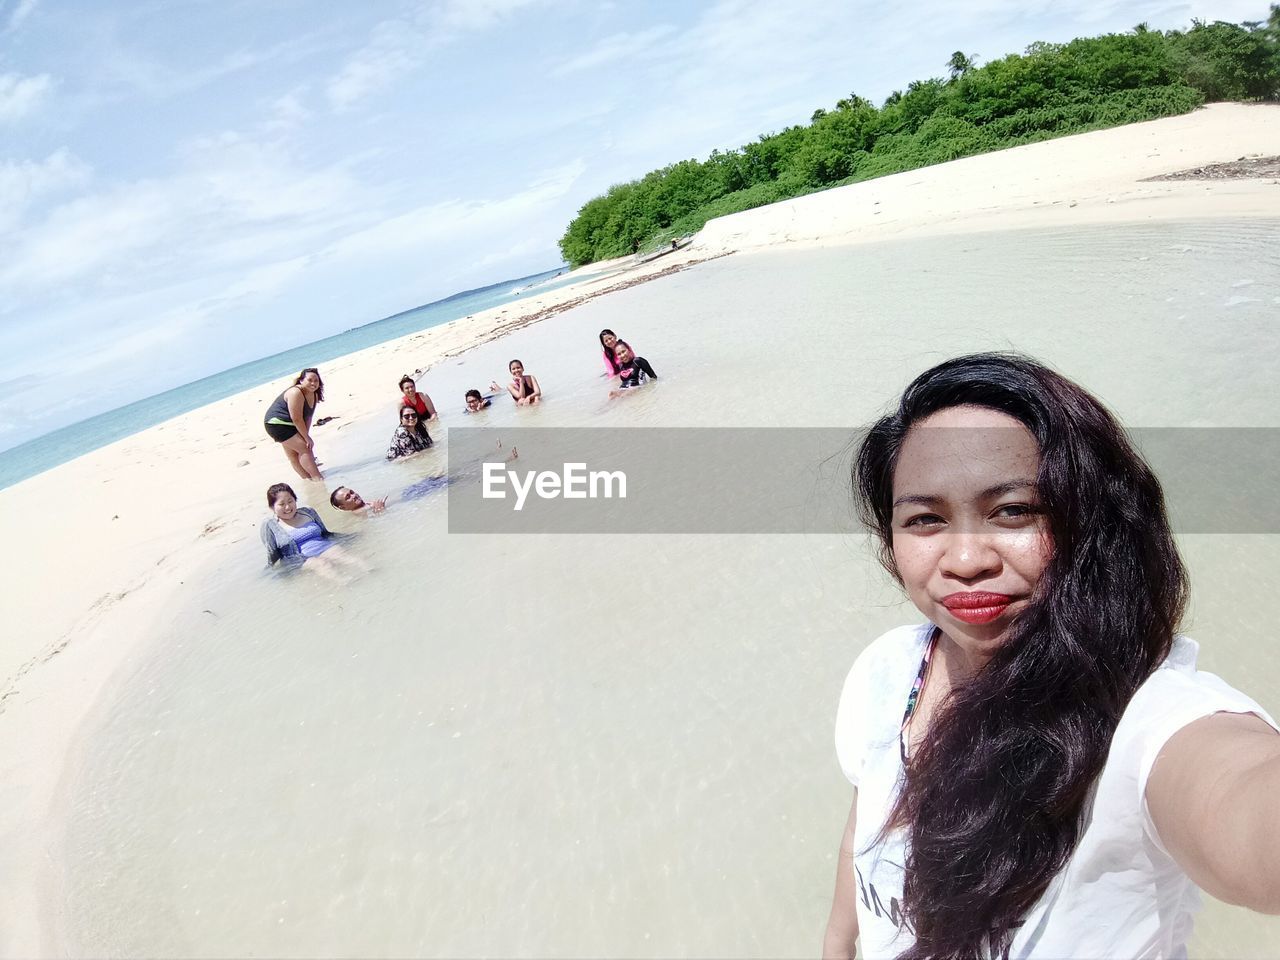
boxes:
[259,483,366,580]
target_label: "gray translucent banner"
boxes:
[445,428,1280,534]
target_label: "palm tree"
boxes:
[947,51,976,82]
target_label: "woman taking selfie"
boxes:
[824,353,1279,960]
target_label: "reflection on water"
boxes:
[64,221,1280,957]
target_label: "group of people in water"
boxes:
[255,342,1280,956]
[259,328,657,569]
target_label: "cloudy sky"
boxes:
[0,0,1259,449]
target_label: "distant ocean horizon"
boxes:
[0,265,571,490]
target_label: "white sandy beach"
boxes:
[3,103,1280,957]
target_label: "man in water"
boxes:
[330,443,518,514]
[330,475,449,514]
[465,389,496,413]
[330,486,389,514]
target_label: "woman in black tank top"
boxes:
[263,367,325,480]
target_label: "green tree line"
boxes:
[559,12,1280,266]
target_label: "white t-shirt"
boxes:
[835,623,1277,960]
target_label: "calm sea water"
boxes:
[0,265,572,490]
[58,220,1280,957]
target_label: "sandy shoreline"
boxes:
[4,102,1280,956]
[694,102,1280,254]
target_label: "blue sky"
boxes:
[0,0,1261,449]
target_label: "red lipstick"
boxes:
[941,592,1013,624]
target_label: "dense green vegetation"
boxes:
[559,12,1280,266]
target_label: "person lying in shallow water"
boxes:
[331,486,389,514]
[330,475,448,514]
[333,444,519,513]
[260,482,368,580]
[464,388,498,413]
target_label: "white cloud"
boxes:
[5,0,38,32]
[261,89,312,133]
[472,234,558,270]
[0,137,371,296]
[58,314,193,376]
[217,255,314,303]
[0,71,53,122]
[0,302,198,447]
[85,26,336,105]
[0,149,584,450]
[0,149,92,233]
[552,25,676,76]
[326,18,424,110]
[326,0,555,110]
[323,158,585,262]
[434,0,547,32]
[4,0,1263,451]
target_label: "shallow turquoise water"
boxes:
[0,265,571,489]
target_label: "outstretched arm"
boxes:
[1147,711,1280,913]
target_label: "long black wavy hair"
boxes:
[853,353,1188,959]
[293,367,325,402]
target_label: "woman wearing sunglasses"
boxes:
[385,405,434,461]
